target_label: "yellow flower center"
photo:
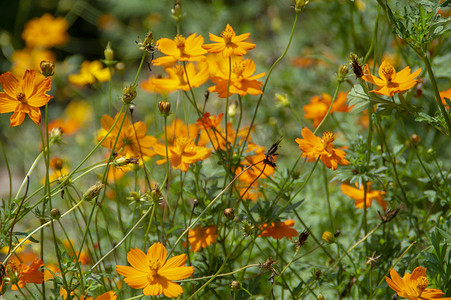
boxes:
[174,65,187,85]
[322,131,335,145]
[232,62,245,77]
[381,64,395,82]
[147,258,161,282]
[416,276,429,295]
[17,92,27,104]
[174,35,186,51]
[221,27,234,45]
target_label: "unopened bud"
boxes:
[83,182,104,201]
[337,64,349,83]
[224,208,235,220]
[122,85,137,104]
[230,280,241,290]
[275,93,290,107]
[334,230,341,238]
[50,208,61,219]
[317,294,325,300]
[40,61,55,77]
[411,134,420,144]
[171,2,182,21]
[103,42,115,66]
[228,102,237,118]
[193,199,199,208]
[294,0,310,13]
[158,101,171,116]
[150,185,162,204]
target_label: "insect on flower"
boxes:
[263,138,282,168]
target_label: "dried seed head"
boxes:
[349,53,364,78]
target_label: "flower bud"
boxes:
[411,133,420,144]
[230,280,241,290]
[275,93,290,107]
[317,294,325,300]
[321,231,334,243]
[83,182,104,202]
[171,1,182,21]
[337,64,349,83]
[137,32,155,53]
[294,0,310,13]
[228,102,237,118]
[103,42,115,66]
[150,185,162,205]
[50,208,61,219]
[224,208,235,220]
[40,60,55,77]
[349,53,364,78]
[158,101,171,116]
[122,85,137,104]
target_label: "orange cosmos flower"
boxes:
[153,33,207,66]
[22,13,69,48]
[141,62,209,94]
[440,88,451,107]
[304,92,351,128]
[116,242,194,298]
[259,219,299,240]
[11,48,55,76]
[44,263,60,280]
[69,61,111,86]
[98,113,157,159]
[341,182,387,210]
[153,136,211,172]
[183,226,217,252]
[385,266,451,300]
[196,112,224,130]
[203,24,255,58]
[208,57,265,98]
[295,127,349,170]
[0,70,52,126]
[362,60,421,97]
[8,256,44,290]
[236,143,275,184]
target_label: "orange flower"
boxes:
[69,61,111,86]
[236,143,275,184]
[362,60,421,97]
[208,57,265,98]
[95,291,117,300]
[44,264,60,280]
[295,127,349,170]
[48,100,93,135]
[153,33,207,66]
[303,92,351,128]
[183,226,217,252]
[259,220,299,240]
[385,266,451,300]
[203,24,255,58]
[152,136,211,172]
[8,256,44,290]
[22,13,69,48]
[440,88,451,107]
[11,48,55,76]
[97,113,157,159]
[341,182,387,210]
[0,70,52,126]
[164,119,207,146]
[116,242,194,298]
[196,112,224,130]
[141,62,209,94]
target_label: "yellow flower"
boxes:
[259,220,298,240]
[0,70,52,126]
[183,226,217,252]
[69,61,111,86]
[116,242,194,298]
[363,60,421,97]
[22,13,69,48]
[386,266,451,300]
[295,128,349,170]
[321,231,334,243]
[97,113,157,159]
[153,33,207,66]
[203,24,255,58]
[11,48,55,76]
[341,182,387,210]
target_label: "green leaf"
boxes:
[347,84,370,114]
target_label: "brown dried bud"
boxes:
[230,280,241,290]
[349,53,364,78]
[122,85,137,104]
[40,60,55,77]
[83,182,104,202]
[295,229,309,248]
[158,101,171,116]
[224,208,235,220]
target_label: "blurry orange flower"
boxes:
[69,61,111,86]
[236,143,275,185]
[295,128,349,170]
[8,256,44,290]
[208,57,265,98]
[153,136,211,172]
[341,182,387,210]
[0,70,52,126]
[98,112,157,158]
[386,266,451,300]
[165,119,206,145]
[304,92,351,127]
[183,226,217,252]
[44,264,60,280]
[11,48,55,76]
[22,13,68,48]
[116,242,194,298]
[48,100,93,135]
[196,112,224,130]
[142,62,209,94]
[95,291,117,300]
[363,60,421,97]
[153,33,207,66]
[203,24,255,58]
[259,219,298,240]
[440,88,451,107]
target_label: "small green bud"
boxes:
[230,280,241,290]
[337,64,349,83]
[224,208,235,220]
[40,60,55,77]
[122,85,137,104]
[50,208,61,219]
[83,182,104,202]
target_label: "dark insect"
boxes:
[263,138,282,168]
[0,263,6,286]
